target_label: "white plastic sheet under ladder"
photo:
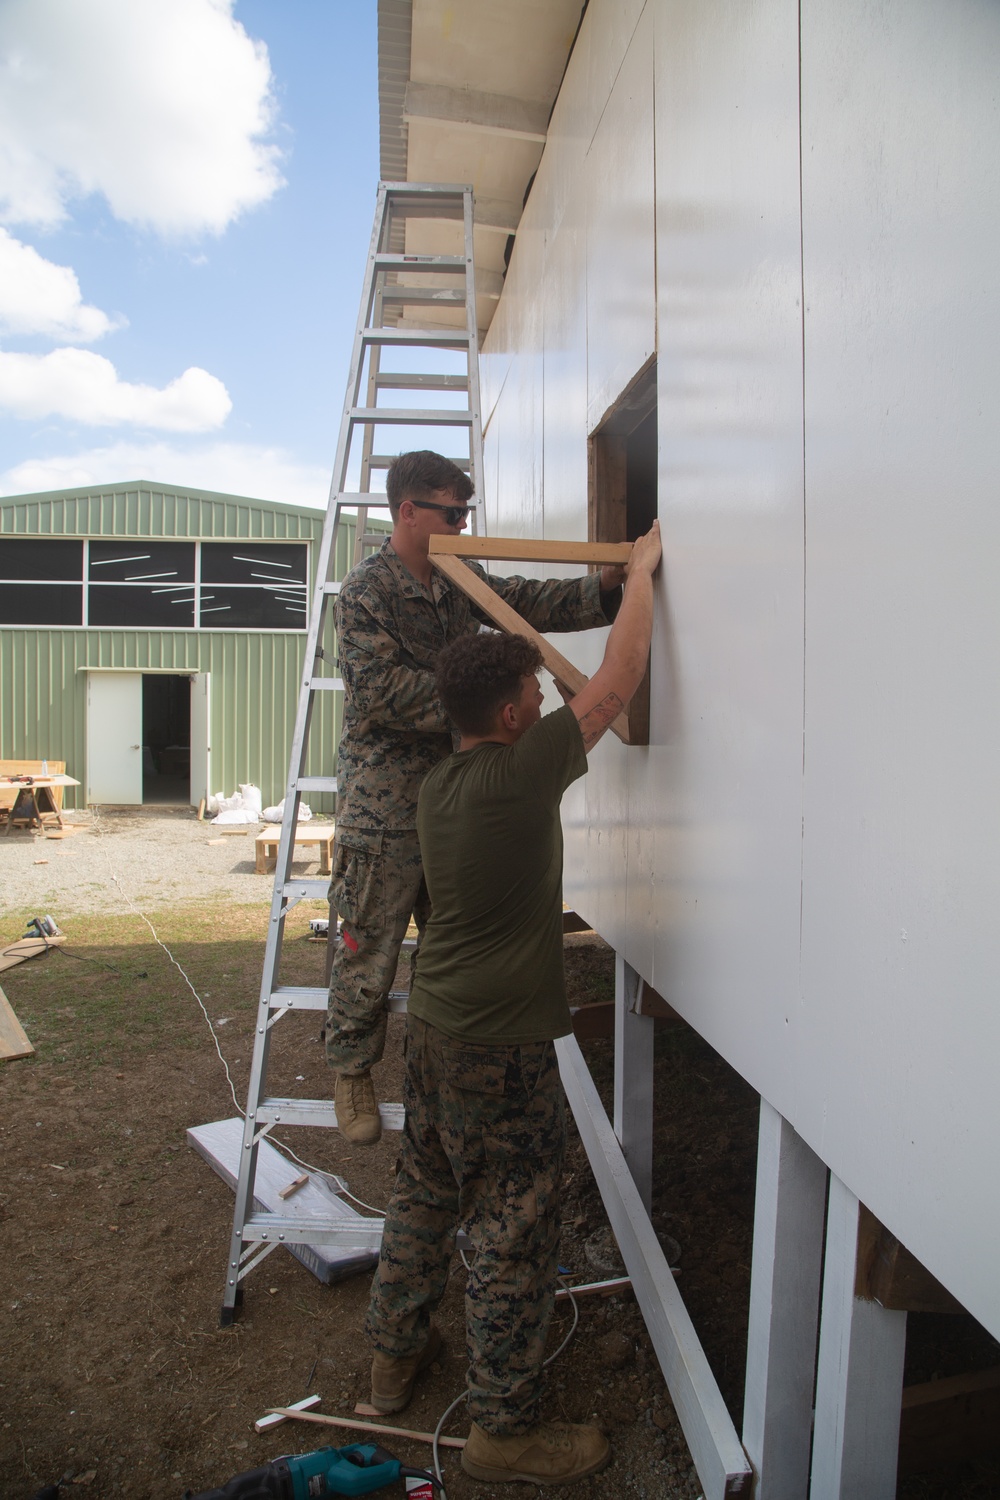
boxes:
[218,182,485,1324]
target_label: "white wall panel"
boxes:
[480,0,1000,1337]
[585,9,656,430]
[638,0,805,1065]
[796,0,1000,1335]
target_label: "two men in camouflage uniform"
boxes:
[327,450,627,1143]
[365,521,662,1484]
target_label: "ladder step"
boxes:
[379,286,466,305]
[358,331,470,348]
[255,1098,405,1130]
[283,880,330,902]
[367,454,470,471]
[310,677,344,691]
[349,407,474,427]
[361,328,471,348]
[374,374,468,392]
[374,253,468,273]
[334,492,393,507]
[281,876,328,894]
[241,1213,384,1249]
[270,986,327,1009]
[321,581,342,595]
[296,776,338,792]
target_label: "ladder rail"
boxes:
[221,183,484,1324]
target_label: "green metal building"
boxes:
[0,481,380,812]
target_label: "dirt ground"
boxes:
[1,811,998,1500]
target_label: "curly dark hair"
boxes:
[385,450,475,519]
[435,632,545,737]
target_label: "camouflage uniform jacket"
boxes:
[335,539,613,832]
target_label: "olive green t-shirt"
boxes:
[408,704,588,1044]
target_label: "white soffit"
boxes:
[377,0,586,335]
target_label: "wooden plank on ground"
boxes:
[430,552,631,744]
[0,983,34,1060]
[0,933,67,974]
[429,535,632,566]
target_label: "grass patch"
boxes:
[1,903,330,1071]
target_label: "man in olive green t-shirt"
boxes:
[365,523,661,1487]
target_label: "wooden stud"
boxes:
[428,535,633,566]
[855,1204,964,1314]
[810,1175,907,1500]
[898,1366,1000,1474]
[742,1101,827,1500]
[430,552,632,743]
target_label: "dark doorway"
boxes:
[142,675,191,804]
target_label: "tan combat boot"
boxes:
[334,1071,381,1145]
[461,1420,610,1485]
[370,1326,443,1414]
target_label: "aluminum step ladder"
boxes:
[220,182,485,1324]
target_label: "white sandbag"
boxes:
[212,808,259,825]
[239,783,263,814]
[262,798,313,823]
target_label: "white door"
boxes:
[189,672,211,808]
[86,673,143,804]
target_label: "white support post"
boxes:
[614,954,655,1213]
[557,1033,753,1497]
[742,1100,828,1499]
[810,1174,907,1500]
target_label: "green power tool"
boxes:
[184,1442,440,1500]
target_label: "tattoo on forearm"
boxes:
[578,693,624,748]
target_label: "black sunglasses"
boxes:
[410,499,471,526]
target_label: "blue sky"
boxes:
[0,0,381,509]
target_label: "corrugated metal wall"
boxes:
[1,487,387,809]
[0,484,323,540]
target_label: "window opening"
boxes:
[588,361,657,743]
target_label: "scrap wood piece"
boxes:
[0,983,34,1061]
[429,536,632,567]
[254,1393,322,1433]
[430,552,631,744]
[0,933,67,974]
[267,1408,466,1450]
[278,1172,309,1200]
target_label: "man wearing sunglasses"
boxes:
[327,449,627,1145]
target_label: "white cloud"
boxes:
[0,228,120,340]
[0,348,231,430]
[0,0,283,235]
[0,440,329,510]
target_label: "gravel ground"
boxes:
[0,807,331,918]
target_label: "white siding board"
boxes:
[585,9,656,430]
[796,0,1000,1335]
[641,0,804,1055]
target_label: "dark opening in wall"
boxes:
[142,674,191,804]
[588,360,657,743]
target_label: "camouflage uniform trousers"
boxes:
[366,1014,565,1435]
[326,829,430,1076]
